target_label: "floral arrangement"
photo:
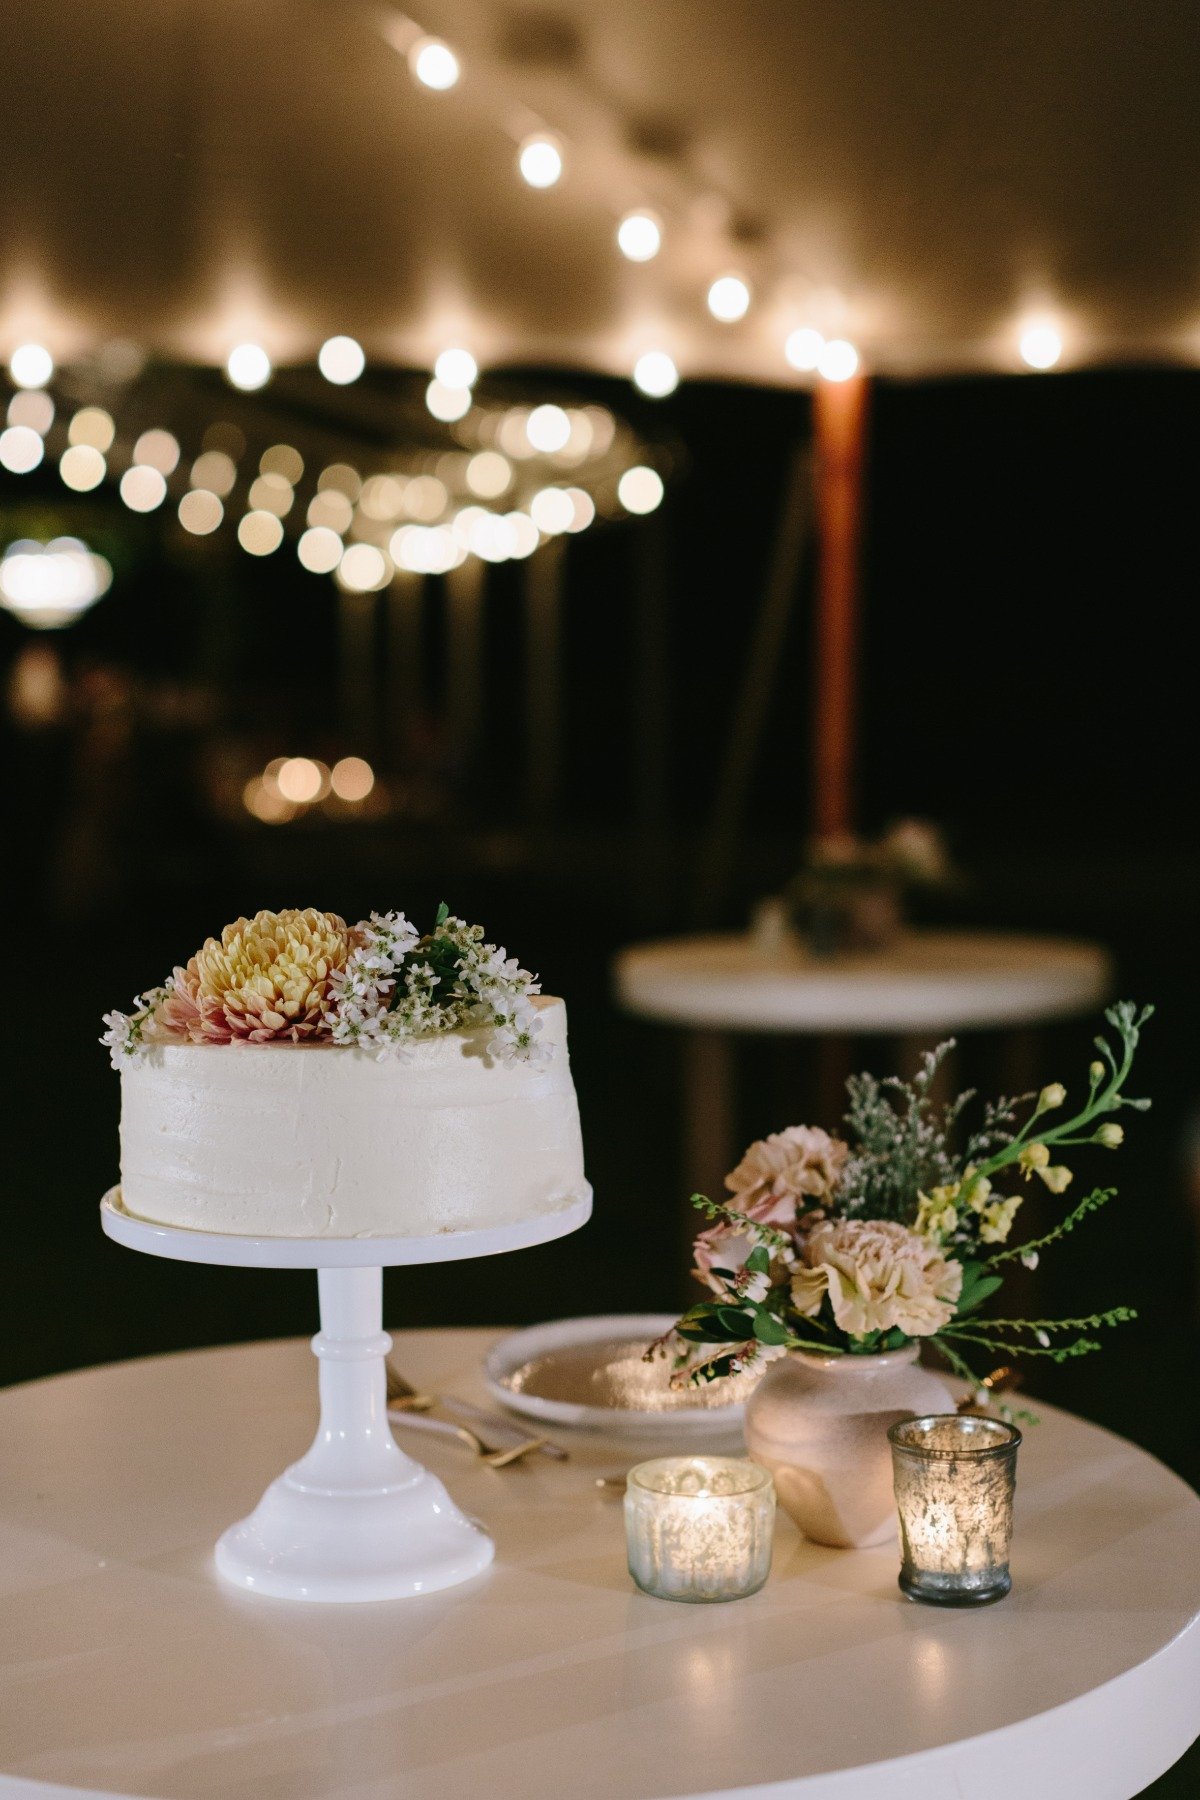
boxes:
[102,904,549,1066]
[785,818,955,955]
[665,1001,1152,1402]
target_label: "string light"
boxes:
[318,462,361,500]
[618,466,664,514]
[530,487,575,533]
[261,443,304,482]
[59,445,106,492]
[119,465,167,511]
[526,403,571,453]
[466,451,512,498]
[817,338,859,382]
[318,336,365,384]
[426,378,471,421]
[409,37,460,90]
[359,474,407,519]
[707,275,751,322]
[434,348,478,390]
[404,474,449,519]
[0,425,44,473]
[69,407,115,450]
[632,351,679,397]
[565,487,595,531]
[506,512,539,558]
[225,343,272,390]
[133,429,180,475]
[617,210,662,262]
[0,537,112,629]
[331,756,375,801]
[276,757,325,803]
[785,327,825,372]
[1019,323,1062,370]
[8,391,54,434]
[297,525,344,573]
[8,343,53,388]
[337,543,390,591]
[238,510,284,555]
[518,134,564,189]
[178,489,223,535]
[190,449,237,496]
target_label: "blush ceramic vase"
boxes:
[744,1345,953,1548]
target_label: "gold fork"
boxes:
[386,1360,547,1468]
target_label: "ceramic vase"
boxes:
[744,1344,952,1548]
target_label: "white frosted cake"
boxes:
[104,906,588,1238]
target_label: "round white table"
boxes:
[612,929,1112,1205]
[613,929,1112,1034]
[2,1328,1197,1800]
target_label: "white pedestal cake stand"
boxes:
[99,1185,591,1604]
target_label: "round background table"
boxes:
[612,929,1113,1205]
[613,929,1112,1034]
[2,1328,1197,1800]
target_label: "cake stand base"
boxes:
[100,1187,591,1603]
[214,1267,493,1603]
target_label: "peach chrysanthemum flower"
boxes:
[155,909,351,1043]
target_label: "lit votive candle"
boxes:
[624,1456,775,1602]
[888,1414,1021,1607]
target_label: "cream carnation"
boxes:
[156,908,350,1044]
[725,1125,848,1225]
[790,1217,962,1339]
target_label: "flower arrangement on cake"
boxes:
[663,1001,1152,1403]
[102,904,549,1066]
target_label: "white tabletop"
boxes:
[613,930,1113,1033]
[2,1329,1197,1800]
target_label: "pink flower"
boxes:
[725,1125,848,1227]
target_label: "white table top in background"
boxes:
[613,929,1112,1033]
[1,1328,1197,1800]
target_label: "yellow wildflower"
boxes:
[978,1195,1022,1244]
[915,1183,959,1241]
[1038,1164,1073,1194]
[1036,1082,1067,1113]
[1095,1123,1124,1148]
[1018,1142,1051,1179]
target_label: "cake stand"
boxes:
[99,1184,591,1604]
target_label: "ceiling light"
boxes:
[707,275,751,322]
[409,37,460,90]
[318,336,365,384]
[785,327,825,372]
[632,351,679,398]
[225,343,272,391]
[1019,324,1063,370]
[618,466,665,514]
[8,343,53,389]
[817,338,859,382]
[434,347,478,390]
[617,211,662,262]
[518,134,563,189]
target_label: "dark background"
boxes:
[3,367,1198,1793]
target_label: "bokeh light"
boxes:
[178,489,223,535]
[785,327,825,372]
[618,466,665,514]
[0,426,44,474]
[318,336,365,384]
[297,526,344,573]
[331,755,375,801]
[617,210,662,262]
[225,343,272,390]
[518,134,563,188]
[59,445,106,492]
[133,429,180,475]
[119,465,167,512]
[237,510,284,555]
[8,343,53,388]
[409,37,460,89]
[632,351,679,397]
[818,338,859,382]
[707,275,751,322]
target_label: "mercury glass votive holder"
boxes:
[888,1414,1021,1607]
[624,1456,775,1602]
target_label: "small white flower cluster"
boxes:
[325,910,551,1066]
[99,986,170,1068]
